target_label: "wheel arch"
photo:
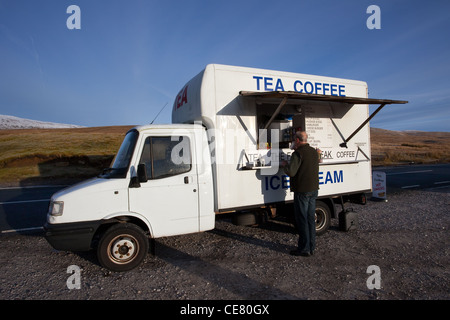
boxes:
[92,212,154,247]
[317,197,336,218]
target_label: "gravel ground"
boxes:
[0,189,448,302]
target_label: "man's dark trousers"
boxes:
[293,190,318,254]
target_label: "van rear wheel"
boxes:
[315,201,331,236]
[97,223,149,272]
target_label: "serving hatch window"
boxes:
[256,103,306,149]
[255,101,335,149]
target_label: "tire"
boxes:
[232,212,257,226]
[232,210,269,226]
[97,223,149,272]
[315,201,331,236]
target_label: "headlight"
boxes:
[49,201,64,216]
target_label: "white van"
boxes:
[44,64,407,271]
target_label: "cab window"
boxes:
[139,136,191,179]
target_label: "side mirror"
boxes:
[137,163,148,183]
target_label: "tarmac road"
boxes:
[0,185,66,234]
[377,163,450,192]
[0,163,449,234]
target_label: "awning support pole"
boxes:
[340,103,386,148]
[263,97,288,131]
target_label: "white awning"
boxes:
[239,90,408,105]
[239,90,408,148]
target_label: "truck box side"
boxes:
[172,64,371,212]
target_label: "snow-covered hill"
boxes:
[0,114,84,129]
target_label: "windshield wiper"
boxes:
[98,167,128,179]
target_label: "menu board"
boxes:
[304,105,333,148]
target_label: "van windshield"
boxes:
[99,130,139,179]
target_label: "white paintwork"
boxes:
[172,64,372,211]
[47,177,129,224]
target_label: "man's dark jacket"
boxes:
[284,143,319,193]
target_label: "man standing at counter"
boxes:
[283,131,320,257]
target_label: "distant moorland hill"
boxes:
[0,126,449,186]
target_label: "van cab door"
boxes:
[128,133,199,237]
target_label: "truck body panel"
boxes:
[172,64,372,211]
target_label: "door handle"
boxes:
[184,176,190,184]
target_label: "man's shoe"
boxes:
[290,250,310,257]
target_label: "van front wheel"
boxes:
[97,223,149,272]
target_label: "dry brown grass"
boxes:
[0,126,133,185]
[0,126,449,185]
[370,128,450,166]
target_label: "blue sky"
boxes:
[0,0,449,131]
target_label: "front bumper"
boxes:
[43,220,101,251]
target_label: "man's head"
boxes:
[291,131,308,149]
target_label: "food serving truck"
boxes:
[44,64,407,271]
